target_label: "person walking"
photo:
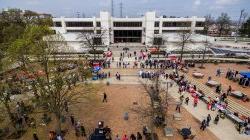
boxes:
[103,92,107,102]
[179,95,184,104]
[214,115,220,125]
[176,102,181,113]
[200,119,206,131]
[206,114,211,126]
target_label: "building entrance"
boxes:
[114,30,142,43]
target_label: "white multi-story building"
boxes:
[52,11,205,49]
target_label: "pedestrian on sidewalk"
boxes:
[214,115,220,125]
[185,97,189,105]
[206,114,211,126]
[179,95,184,104]
[193,97,198,107]
[200,119,207,131]
[103,92,107,102]
[70,115,75,126]
[176,102,181,113]
[108,71,111,78]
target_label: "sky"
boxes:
[0,0,249,20]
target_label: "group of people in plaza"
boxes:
[114,132,142,140]
[96,46,250,138]
[225,68,250,87]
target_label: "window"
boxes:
[196,22,204,27]
[162,22,191,27]
[153,37,163,45]
[54,22,62,27]
[154,22,160,27]
[93,37,102,45]
[65,22,93,27]
[154,30,159,34]
[113,22,142,27]
[51,30,56,34]
[96,30,102,34]
[67,30,94,33]
[96,22,101,27]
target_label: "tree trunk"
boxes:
[4,102,17,133]
[201,45,207,68]
[56,115,62,135]
[180,41,184,62]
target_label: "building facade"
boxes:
[52,11,205,46]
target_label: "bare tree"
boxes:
[77,28,109,61]
[178,30,193,62]
[204,14,215,35]
[147,34,168,59]
[216,13,231,37]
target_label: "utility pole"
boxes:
[111,0,114,17]
[120,1,123,18]
[235,9,245,42]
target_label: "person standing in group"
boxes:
[130,134,136,140]
[33,133,39,140]
[115,134,120,140]
[207,114,211,126]
[122,134,128,140]
[227,85,232,95]
[193,97,198,107]
[103,92,107,102]
[137,132,142,140]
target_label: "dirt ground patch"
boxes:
[19,83,218,140]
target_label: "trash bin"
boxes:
[124,112,129,120]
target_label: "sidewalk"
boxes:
[165,82,249,140]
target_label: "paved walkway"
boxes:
[160,78,250,140]
[87,71,250,139]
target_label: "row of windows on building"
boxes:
[66,29,195,34]
[53,22,101,27]
[155,21,204,27]
[54,21,204,28]
[66,30,102,34]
